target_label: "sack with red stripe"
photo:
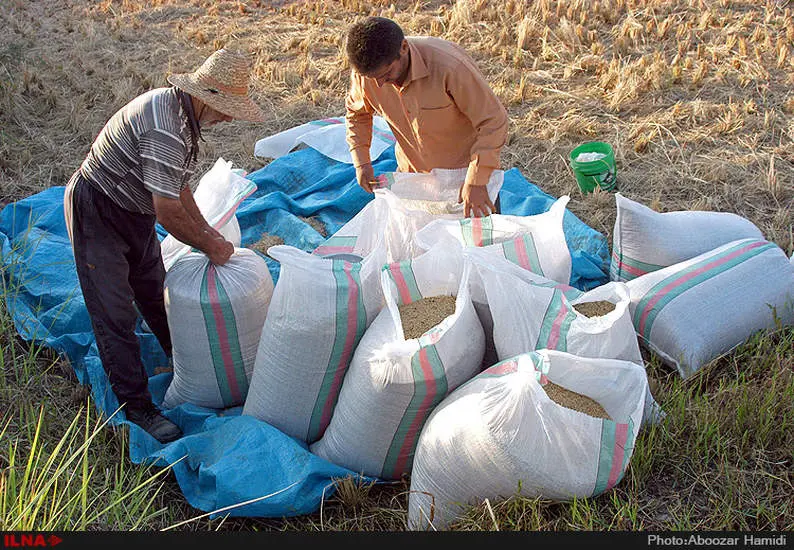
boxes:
[242,243,388,443]
[309,248,485,480]
[471,251,638,363]
[162,248,274,410]
[467,248,665,427]
[627,237,794,378]
[407,350,648,531]
[415,196,572,368]
[414,195,572,286]
[610,193,763,283]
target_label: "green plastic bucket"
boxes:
[569,141,617,193]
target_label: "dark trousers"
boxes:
[67,173,172,410]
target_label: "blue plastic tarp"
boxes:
[0,144,609,518]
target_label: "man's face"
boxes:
[363,40,409,88]
[199,104,234,128]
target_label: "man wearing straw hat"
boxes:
[63,48,265,444]
[344,16,508,218]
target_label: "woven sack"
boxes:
[310,250,484,479]
[242,241,387,443]
[408,350,647,530]
[415,197,572,368]
[162,248,273,409]
[467,248,665,427]
[626,237,794,378]
[610,193,763,282]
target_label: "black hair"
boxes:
[346,16,405,74]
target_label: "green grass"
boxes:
[1,243,793,531]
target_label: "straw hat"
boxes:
[167,48,265,122]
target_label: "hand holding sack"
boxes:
[160,158,256,271]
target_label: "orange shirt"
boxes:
[345,37,508,186]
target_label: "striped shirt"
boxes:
[78,87,197,215]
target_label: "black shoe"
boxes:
[126,405,183,444]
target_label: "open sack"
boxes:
[310,247,485,480]
[408,349,648,530]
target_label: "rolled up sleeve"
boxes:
[446,63,508,185]
[345,71,376,168]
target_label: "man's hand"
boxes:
[458,183,495,218]
[206,234,234,266]
[154,194,235,265]
[355,163,376,193]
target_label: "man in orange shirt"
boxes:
[345,16,509,218]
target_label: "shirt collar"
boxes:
[400,38,429,89]
[174,87,202,165]
[176,87,202,138]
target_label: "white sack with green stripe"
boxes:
[242,243,387,443]
[309,249,485,480]
[468,248,665,427]
[414,195,572,287]
[414,196,572,368]
[626,237,794,378]
[472,252,639,363]
[162,248,274,410]
[610,193,763,283]
[407,350,648,531]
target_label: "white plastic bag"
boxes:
[312,189,412,263]
[160,157,256,271]
[253,115,395,164]
[415,197,572,370]
[313,184,478,265]
[374,167,503,215]
[610,193,763,282]
[626,237,794,378]
[313,167,502,265]
[162,248,274,409]
[217,215,241,247]
[309,250,485,480]
[242,242,387,443]
[467,248,665,426]
[408,350,648,530]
